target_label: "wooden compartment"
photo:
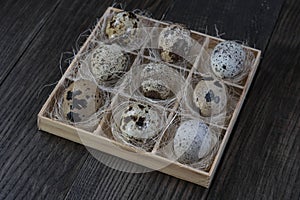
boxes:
[37,7,261,188]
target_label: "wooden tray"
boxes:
[38,7,261,188]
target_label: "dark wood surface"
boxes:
[0,0,299,199]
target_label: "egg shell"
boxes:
[62,79,103,123]
[158,24,191,62]
[141,79,170,100]
[211,41,246,78]
[90,43,128,82]
[193,79,227,116]
[120,103,161,139]
[105,11,139,39]
[140,63,175,100]
[173,120,217,164]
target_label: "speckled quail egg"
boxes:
[90,43,128,82]
[139,63,174,100]
[105,11,139,39]
[211,41,246,78]
[173,119,217,164]
[62,79,103,123]
[193,79,227,116]
[119,103,161,139]
[141,79,171,100]
[158,24,192,63]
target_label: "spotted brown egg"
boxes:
[211,41,246,78]
[193,79,227,117]
[105,11,139,39]
[140,63,174,100]
[90,43,128,82]
[158,24,192,63]
[173,119,218,164]
[62,79,103,123]
[119,103,161,139]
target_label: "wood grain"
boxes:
[0,0,60,85]
[64,153,193,200]
[206,0,300,198]
[165,0,285,51]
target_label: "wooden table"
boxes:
[0,0,299,199]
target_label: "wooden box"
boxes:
[38,7,261,188]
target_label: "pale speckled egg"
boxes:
[90,43,128,82]
[211,41,246,78]
[193,79,227,116]
[62,79,103,123]
[158,24,191,63]
[141,79,171,100]
[105,11,139,39]
[120,103,161,139]
[140,63,174,100]
[173,119,217,164]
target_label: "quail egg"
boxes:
[211,41,246,78]
[90,43,128,82]
[193,79,227,116]
[141,79,171,100]
[139,63,174,100]
[62,79,103,123]
[105,11,139,39]
[173,119,217,164]
[158,24,192,63]
[119,103,161,139]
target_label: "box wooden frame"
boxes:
[37,7,261,188]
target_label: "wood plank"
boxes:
[65,154,196,200]
[0,0,61,85]
[165,0,285,51]
[206,0,300,199]
[0,0,120,199]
